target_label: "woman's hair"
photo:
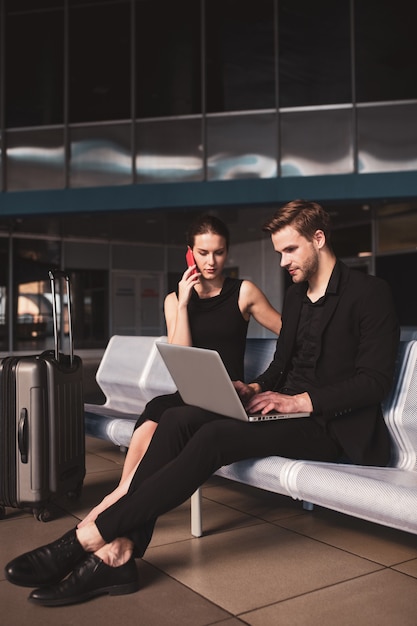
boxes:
[186,214,230,250]
[263,199,332,247]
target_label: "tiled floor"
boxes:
[2,436,417,626]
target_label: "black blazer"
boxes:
[254,261,400,466]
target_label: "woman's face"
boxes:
[192,232,228,280]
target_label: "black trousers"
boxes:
[95,406,342,556]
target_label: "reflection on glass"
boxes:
[206,113,277,180]
[70,124,132,187]
[280,108,353,176]
[13,238,60,351]
[17,281,56,341]
[357,103,417,173]
[135,118,203,183]
[6,129,65,191]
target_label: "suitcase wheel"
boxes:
[33,508,52,523]
[67,481,83,501]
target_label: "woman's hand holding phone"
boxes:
[177,248,200,307]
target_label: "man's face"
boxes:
[271,225,321,284]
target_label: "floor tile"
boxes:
[85,450,123,474]
[150,497,263,548]
[0,561,231,626]
[85,436,128,465]
[201,478,307,523]
[241,568,417,626]
[392,557,417,578]
[144,522,382,615]
[275,506,417,566]
[213,620,249,626]
[1,515,78,577]
[3,436,417,626]
[57,468,122,521]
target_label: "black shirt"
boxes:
[282,262,339,395]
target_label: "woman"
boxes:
[79,214,281,527]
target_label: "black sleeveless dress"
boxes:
[134,277,249,427]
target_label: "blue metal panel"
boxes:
[1,171,417,217]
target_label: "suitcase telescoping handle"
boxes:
[48,270,74,365]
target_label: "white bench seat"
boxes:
[84,335,417,538]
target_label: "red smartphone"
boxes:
[186,247,198,275]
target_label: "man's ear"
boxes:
[314,229,326,249]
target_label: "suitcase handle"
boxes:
[48,270,74,365]
[18,408,28,464]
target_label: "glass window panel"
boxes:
[66,269,109,349]
[6,129,65,191]
[355,0,417,102]
[0,238,9,351]
[135,118,203,183]
[69,0,125,4]
[206,112,277,180]
[376,252,417,326]
[377,201,417,219]
[279,0,351,107]
[377,211,417,254]
[112,244,164,270]
[136,0,201,118]
[5,6,64,127]
[7,215,62,238]
[357,103,417,173]
[13,238,60,352]
[7,0,63,9]
[111,271,164,336]
[69,2,131,123]
[0,133,3,192]
[69,124,132,188]
[206,0,275,113]
[64,242,109,270]
[280,108,354,176]
[0,10,2,134]
[332,223,372,259]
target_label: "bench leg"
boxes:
[303,501,314,511]
[191,487,203,537]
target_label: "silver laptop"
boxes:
[156,343,310,422]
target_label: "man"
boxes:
[5,200,399,606]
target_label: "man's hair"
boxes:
[263,199,332,247]
[187,214,230,250]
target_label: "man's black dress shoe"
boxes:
[28,554,139,606]
[5,528,86,587]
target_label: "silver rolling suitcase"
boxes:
[0,271,85,521]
